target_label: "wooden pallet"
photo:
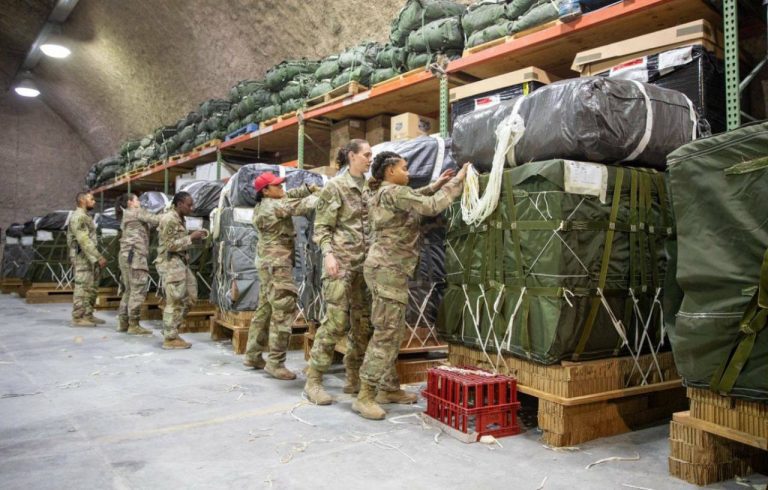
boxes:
[94,287,121,310]
[260,111,298,128]
[371,67,425,88]
[158,299,215,333]
[448,344,687,447]
[192,138,222,153]
[305,81,368,109]
[210,308,310,354]
[168,154,184,162]
[0,278,25,295]
[25,283,74,304]
[462,19,561,56]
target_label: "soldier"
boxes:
[157,191,207,349]
[304,139,374,405]
[353,152,468,420]
[115,193,160,335]
[68,192,108,327]
[243,173,320,380]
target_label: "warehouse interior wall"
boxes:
[0,93,95,226]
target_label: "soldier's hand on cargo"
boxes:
[434,169,456,189]
[190,230,207,241]
[324,253,340,278]
[456,163,471,181]
[98,257,107,269]
[308,184,321,193]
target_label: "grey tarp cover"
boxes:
[139,192,171,214]
[371,136,457,188]
[6,224,24,238]
[95,208,120,230]
[438,159,671,364]
[225,163,326,208]
[666,121,768,401]
[452,77,697,171]
[178,181,224,218]
[390,0,467,46]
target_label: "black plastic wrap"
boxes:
[95,208,120,230]
[450,80,546,124]
[6,224,24,238]
[36,211,73,231]
[1,242,34,279]
[139,192,171,214]
[23,220,37,235]
[178,181,225,218]
[452,77,697,171]
[225,163,327,208]
[371,136,457,188]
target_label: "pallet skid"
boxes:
[159,299,215,333]
[372,68,425,88]
[210,308,309,354]
[192,138,222,153]
[305,81,367,109]
[0,278,25,295]
[260,111,298,128]
[94,287,121,310]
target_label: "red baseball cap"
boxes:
[253,172,285,193]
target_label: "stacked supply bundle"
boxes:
[1,224,34,281]
[666,122,768,402]
[175,111,203,154]
[389,0,466,70]
[440,77,696,365]
[25,211,74,286]
[331,42,381,88]
[194,99,232,147]
[371,136,457,344]
[370,44,409,85]
[262,59,319,121]
[87,155,125,189]
[210,164,327,321]
[228,80,269,133]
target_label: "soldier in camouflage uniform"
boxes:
[243,173,320,380]
[157,192,207,349]
[304,139,374,405]
[115,193,160,335]
[353,152,468,420]
[68,192,108,327]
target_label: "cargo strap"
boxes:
[405,282,442,348]
[710,248,768,394]
[623,82,654,162]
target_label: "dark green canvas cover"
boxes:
[406,50,462,70]
[667,121,768,402]
[338,43,380,69]
[278,76,315,103]
[264,60,319,91]
[438,159,671,365]
[466,20,517,48]
[308,81,334,99]
[332,65,374,88]
[406,17,464,53]
[376,45,407,70]
[390,0,466,46]
[370,68,401,85]
[462,0,508,36]
[514,0,559,32]
[315,55,341,81]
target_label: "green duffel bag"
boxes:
[375,45,407,70]
[229,79,263,102]
[438,160,672,365]
[180,140,194,153]
[193,132,211,147]
[226,120,242,134]
[264,59,319,91]
[178,125,196,143]
[177,111,201,131]
[338,42,380,69]
[331,65,373,88]
[390,0,467,46]
[370,68,401,85]
[315,55,341,80]
[514,0,559,32]
[210,130,225,141]
[406,49,462,70]
[120,139,141,154]
[308,80,334,99]
[466,20,517,48]
[229,106,240,123]
[131,148,143,161]
[667,121,768,402]
[407,16,464,53]
[259,104,283,121]
[200,99,231,118]
[462,0,508,36]
[205,113,228,133]
[278,76,315,102]
[281,98,304,113]
[140,136,153,148]
[140,145,157,160]
[506,0,539,19]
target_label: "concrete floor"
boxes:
[0,294,765,490]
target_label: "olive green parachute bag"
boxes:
[438,159,672,365]
[666,121,768,402]
[390,0,467,46]
[407,17,464,53]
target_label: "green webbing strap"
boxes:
[462,226,477,285]
[641,173,660,290]
[573,168,625,360]
[710,248,768,394]
[493,204,504,285]
[629,170,639,291]
[503,173,526,288]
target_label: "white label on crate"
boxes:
[474,94,501,111]
[233,207,254,224]
[6,237,19,245]
[609,57,649,82]
[101,228,119,237]
[35,230,54,242]
[564,160,608,203]
[21,236,34,246]
[185,217,204,231]
[658,46,694,76]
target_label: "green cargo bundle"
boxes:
[332,65,374,88]
[406,50,461,70]
[264,59,319,91]
[308,81,334,99]
[278,75,315,103]
[438,159,672,365]
[338,42,380,69]
[315,55,341,81]
[406,16,464,53]
[259,103,283,121]
[280,98,304,113]
[370,68,401,85]
[462,0,508,35]
[390,0,467,47]
[463,0,556,48]
[466,20,517,48]
[375,45,407,70]
[667,122,768,402]
[513,0,559,32]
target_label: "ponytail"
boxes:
[335,139,368,168]
[115,192,137,221]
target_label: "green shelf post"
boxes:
[439,76,449,139]
[164,166,169,195]
[216,150,222,180]
[127,177,131,194]
[724,0,740,130]
[297,113,305,170]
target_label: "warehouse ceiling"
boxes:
[0,0,432,161]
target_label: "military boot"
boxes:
[342,368,360,394]
[265,363,297,380]
[352,383,386,420]
[243,355,266,369]
[116,316,129,333]
[375,389,418,405]
[162,337,191,350]
[85,314,106,325]
[303,367,332,405]
[71,317,96,327]
[127,318,153,336]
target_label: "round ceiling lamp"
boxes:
[14,78,40,97]
[40,33,71,59]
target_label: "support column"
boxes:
[439,76,449,139]
[298,113,305,170]
[724,0,740,130]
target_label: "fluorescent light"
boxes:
[14,79,40,97]
[40,34,71,58]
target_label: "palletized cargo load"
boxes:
[666,121,768,402]
[438,159,672,365]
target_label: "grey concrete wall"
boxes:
[0,93,95,228]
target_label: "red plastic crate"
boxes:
[422,366,521,441]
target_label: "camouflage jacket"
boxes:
[120,208,160,270]
[67,208,100,264]
[157,209,193,282]
[365,178,463,277]
[313,171,370,272]
[254,185,318,269]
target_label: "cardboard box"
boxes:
[365,115,392,146]
[571,19,722,76]
[449,67,558,104]
[330,118,367,164]
[391,113,438,141]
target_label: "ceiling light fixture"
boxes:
[40,33,71,59]
[14,78,40,97]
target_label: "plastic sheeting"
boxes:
[6,224,25,238]
[36,211,73,231]
[452,77,698,171]
[139,192,171,214]
[224,163,326,208]
[178,180,225,218]
[371,136,457,188]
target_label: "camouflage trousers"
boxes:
[308,268,386,387]
[118,253,150,321]
[72,256,99,320]
[245,266,297,367]
[359,266,409,391]
[162,267,197,341]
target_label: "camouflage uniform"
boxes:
[308,171,375,383]
[359,178,463,389]
[67,208,101,320]
[245,186,318,367]
[157,210,197,341]
[118,208,160,323]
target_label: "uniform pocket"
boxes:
[131,255,149,272]
[365,267,408,304]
